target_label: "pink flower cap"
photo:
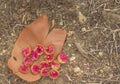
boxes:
[58,53,68,64]
[39,61,50,69]
[40,68,49,76]
[50,61,60,70]
[45,55,54,62]
[31,64,40,75]
[22,46,31,56]
[23,57,33,67]
[35,44,44,55]
[45,44,55,55]
[31,50,39,61]
[49,69,59,79]
[19,64,28,74]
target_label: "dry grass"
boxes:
[0,0,120,84]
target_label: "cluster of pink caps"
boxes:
[19,44,68,79]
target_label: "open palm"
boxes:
[8,15,67,82]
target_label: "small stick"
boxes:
[75,42,100,62]
[93,77,120,83]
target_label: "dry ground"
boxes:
[0,0,120,84]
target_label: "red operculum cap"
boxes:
[19,64,28,74]
[50,61,60,70]
[58,53,68,64]
[22,46,31,56]
[45,44,55,55]
[45,55,54,62]
[39,61,50,69]
[41,68,49,76]
[35,44,44,55]
[23,57,32,67]
[31,64,40,75]
[49,69,59,79]
[31,50,38,61]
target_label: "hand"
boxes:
[8,15,67,82]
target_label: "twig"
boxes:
[74,42,89,58]
[112,29,120,70]
[65,74,72,81]
[74,42,100,62]
[104,8,120,12]
[102,11,120,22]
[93,77,120,83]
[81,27,101,35]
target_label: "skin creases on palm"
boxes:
[8,15,67,82]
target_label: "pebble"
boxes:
[68,44,72,47]
[72,54,75,56]
[73,67,83,76]
[59,21,63,25]
[11,33,15,36]
[2,50,6,53]
[98,51,103,56]
[80,3,86,6]
[68,31,74,36]
[69,57,76,61]
[78,11,87,23]
[81,27,87,32]
[73,67,82,73]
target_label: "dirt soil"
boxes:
[0,0,120,84]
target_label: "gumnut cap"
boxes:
[45,55,54,62]
[50,61,60,70]
[19,64,28,74]
[58,53,68,64]
[45,44,55,55]
[31,64,40,75]
[39,61,50,69]
[49,69,59,79]
[23,57,33,67]
[22,46,31,56]
[41,68,49,76]
[31,50,39,61]
[35,44,44,55]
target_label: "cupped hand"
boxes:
[8,15,67,82]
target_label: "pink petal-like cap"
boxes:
[35,44,44,55]
[45,55,54,62]
[22,46,31,56]
[40,68,49,76]
[49,69,59,79]
[19,64,28,74]
[39,61,50,69]
[31,50,39,61]
[58,53,68,63]
[31,64,40,75]
[45,44,55,55]
[23,57,33,67]
[50,61,60,70]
